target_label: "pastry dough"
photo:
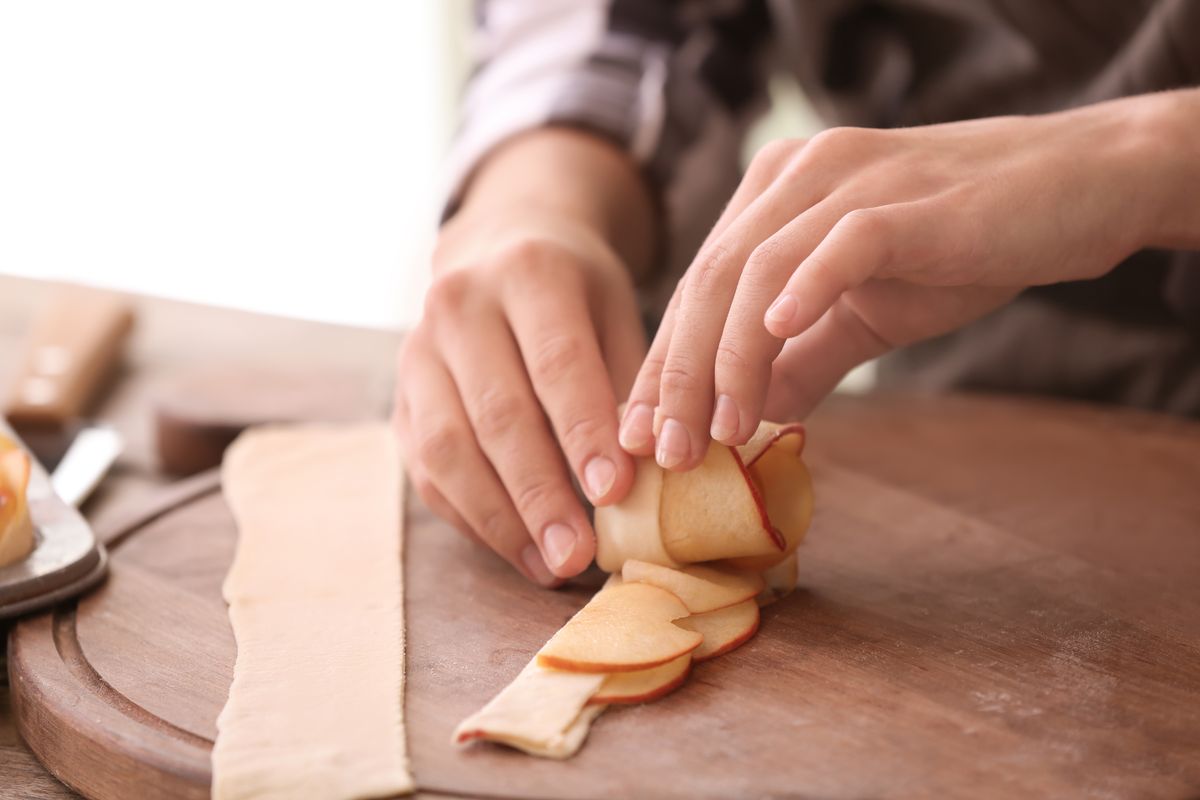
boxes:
[0,441,34,568]
[453,660,606,759]
[214,424,414,799]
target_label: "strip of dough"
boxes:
[214,423,414,799]
[453,660,607,759]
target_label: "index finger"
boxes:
[499,258,636,508]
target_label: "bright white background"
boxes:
[0,0,870,401]
[0,2,465,329]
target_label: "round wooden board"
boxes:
[9,395,1200,799]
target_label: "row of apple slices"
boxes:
[539,561,767,684]
[454,560,778,755]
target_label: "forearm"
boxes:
[455,128,658,280]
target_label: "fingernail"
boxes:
[542,523,577,571]
[618,403,654,450]
[656,418,690,469]
[652,405,665,437]
[521,543,558,586]
[710,394,740,442]
[583,456,616,501]
[766,294,798,326]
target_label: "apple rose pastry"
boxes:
[0,439,35,568]
[455,421,814,759]
[595,422,812,573]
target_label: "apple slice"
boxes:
[676,599,760,661]
[594,458,679,573]
[726,428,812,571]
[736,421,806,467]
[537,582,701,673]
[589,653,691,705]
[622,560,765,614]
[660,442,783,563]
[0,447,35,568]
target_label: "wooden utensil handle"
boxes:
[4,287,135,428]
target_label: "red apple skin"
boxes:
[536,645,699,674]
[693,614,760,662]
[588,664,692,706]
[729,446,787,552]
[725,435,812,572]
[742,423,806,468]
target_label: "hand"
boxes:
[620,94,1179,469]
[394,130,654,585]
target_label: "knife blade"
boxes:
[50,425,123,508]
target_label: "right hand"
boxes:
[394,198,648,585]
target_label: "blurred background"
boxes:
[0,1,818,331]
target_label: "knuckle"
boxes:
[396,328,431,369]
[688,242,733,297]
[840,207,888,237]
[808,126,867,155]
[415,424,463,472]
[423,270,475,319]
[659,363,700,396]
[715,342,753,375]
[803,251,842,292]
[750,138,800,174]
[840,207,896,271]
[529,334,587,382]
[472,388,526,438]
[511,476,560,517]
[744,237,786,277]
[558,413,605,455]
[637,353,667,385]
[410,473,441,508]
[489,238,560,283]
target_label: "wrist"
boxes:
[455,127,658,278]
[1120,89,1200,251]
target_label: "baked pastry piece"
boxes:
[0,437,35,568]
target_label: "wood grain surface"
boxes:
[9,393,1200,799]
[3,276,1200,799]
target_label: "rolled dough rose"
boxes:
[596,421,812,572]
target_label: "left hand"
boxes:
[618,93,1179,470]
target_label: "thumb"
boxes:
[763,300,890,421]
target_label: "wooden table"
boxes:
[2,275,1199,799]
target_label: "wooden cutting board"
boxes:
[8,394,1200,799]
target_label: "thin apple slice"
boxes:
[589,653,691,705]
[537,582,701,673]
[736,422,806,467]
[676,599,760,661]
[594,458,679,572]
[726,429,812,571]
[622,560,765,614]
[453,659,606,758]
[660,442,782,563]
